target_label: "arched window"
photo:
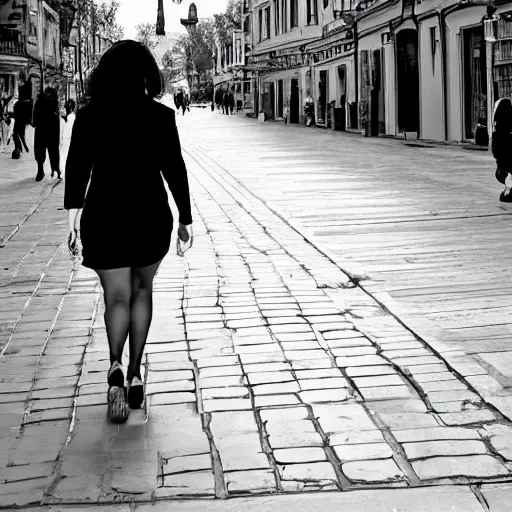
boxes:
[323,0,329,8]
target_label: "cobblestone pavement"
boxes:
[2,110,512,510]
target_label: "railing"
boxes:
[0,31,25,55]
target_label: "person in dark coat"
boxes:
[223,89,230,115]
[33,87,61,181]
[11,99,31,158]
[64,40,193,423]
[492,98,512,202]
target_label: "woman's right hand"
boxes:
[178,223,191,243]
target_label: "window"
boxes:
[259,9,263,41]
[323,0,329,8]
[259,7,271,40]
[274,0,280,36]
[290,0,298,28]
[307,0,318,24]
[282,0,288,33]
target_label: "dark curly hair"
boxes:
[86,40,163,102]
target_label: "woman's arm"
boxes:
[161,109,193,226]
[64,109,94,211]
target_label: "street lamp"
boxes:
[156,0,183,36]
[180,3,198,33]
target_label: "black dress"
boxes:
[64,98,193,270]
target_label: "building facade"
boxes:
[244,0,509,143]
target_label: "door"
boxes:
[337,66,347,131]
[269,82,275,119]
[290,78,299,123]
[370,49,382,136]
[317,70,328,125]
[396,29,420,134]
[463,26,487,140]
[277,79,284,118]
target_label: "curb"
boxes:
[0,179,62,248]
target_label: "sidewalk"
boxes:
[2,111,512,510]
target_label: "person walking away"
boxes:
[229,89,235,115]
[492,98,512,202]
[11,98,31,159]
[33,87,61,181]
[181,93,187,116]
[64,40,193,423]
[223,90,230,115]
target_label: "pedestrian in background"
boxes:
[11,98,31,159]
[492,98,512,203]
[64,40,193,423]
[33,87,61,181]
[223,89,230,115]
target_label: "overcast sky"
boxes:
[101,0,229,39]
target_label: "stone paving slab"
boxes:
[3,110,512,508]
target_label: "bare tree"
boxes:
[136,23,158,49]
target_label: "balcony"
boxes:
[0,28,25,55]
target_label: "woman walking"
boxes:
[64,40,193,423]
[11,98,31,159]
[492,98,512,202]
[33,87,61,181]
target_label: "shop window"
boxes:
[307,0,318,24]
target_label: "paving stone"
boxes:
[407,364,449,375]
[255,394,301,407]
[203,398,252,412]
[199,375,246,388]
[150,393,197,405]
[334,443,393,462]
[345,365,395,377]
[274,447,326,464]
[279,462,338,483]
[196,356,240,368]
[410,435,491,459]
[438,410,496,426]
[225,469,276,494]
[313,403,377,432]
[336,355,388,368]
[147,370,194,383]
[216,443,270,471]
[146,381,195,395]
[295,369,341,379]
[300,388,352,403]
[158,471,215,496]
[378,412,440,430]
[414,371,458,383]
[353,374,404,388]
[342,459,403,483]
[162,453,212,475]
[359,386,414,401]
[393,427,481,443]
[266,420,323,448]
[285,350,329,361]
[291,359,333,370]
[481,483,512,512]
[299,377,349,391]
[330,430,385,445]
[248,371,295,385]
[252,382,300,395]
[418,379,468,392]
[261,407,308,422]
[199,365,243,378]
[426,390,480,403]
[413,455,509,480]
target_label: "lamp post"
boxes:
[180,4,198,95]
[156,0,183,36]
